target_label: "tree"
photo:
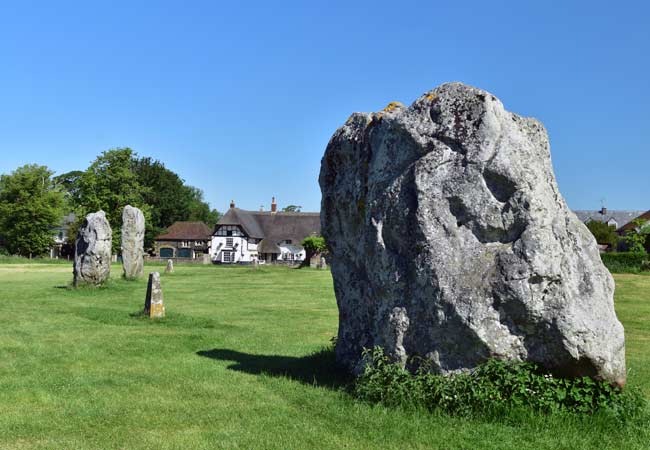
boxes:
[77,148,151,252]
[622,219,650,254]
[53,170,85,205]
[0,165,65,256]
[184,186,221,225]
[300,235,327,267]
[585,220,618,248]
[282,205,302,212]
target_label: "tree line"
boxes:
[0,148,221,257]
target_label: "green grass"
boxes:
[0,263,649,449]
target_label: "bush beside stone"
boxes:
[600,253,648,273]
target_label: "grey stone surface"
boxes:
[73,211,112,286]
[144,272,165,318]
[319,82,626,386]
[121,205,145,279]
[165,259,174,273]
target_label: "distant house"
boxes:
[573,208,646,232]
[617,210,650,234]
[154,221,212,259]
[49,213,76,258]
[211,198,320,264]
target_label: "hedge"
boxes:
[600,252,648,273]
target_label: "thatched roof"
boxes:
[216,208,320,244]
[257,238,281,254]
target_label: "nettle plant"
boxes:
[353,347,645,420]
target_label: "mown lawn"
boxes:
[0,263,648,449]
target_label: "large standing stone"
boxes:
[73,211,112,286]
[121,205,145,279]
[165,259,174,274]
[319,83,626,386]
[144,272,165,318]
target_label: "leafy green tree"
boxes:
[0,165,65,256]
[282,205,302,212]
[77,148,151,252]
[53,170,85,205]
[585,220,618,248]
[133,157,190,227]
[300,235,327,267]
[622,219,650,254]
[132,158,221,242]
[184,186,221,225]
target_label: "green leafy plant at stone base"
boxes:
[354,347,646,422]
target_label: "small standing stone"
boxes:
[121,205,145,279]
[165,259,174,274]
[320,256,327,270]
[73,211,112,286]
[144,272,165,318]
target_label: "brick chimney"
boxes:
[271,197,277,213]
[230,200,235,209]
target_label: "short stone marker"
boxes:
[144,272,165,318]
[73,210,112,287]
[121,205,145,279]
[165,259,174,274]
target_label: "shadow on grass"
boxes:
[196,347,351,390]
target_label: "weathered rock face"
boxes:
[121,205,145,279]
[73,211,112,286]
[144,272,165,318]
[319,83,626,386]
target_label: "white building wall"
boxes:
[211,235,258,263]
[277,243,306,262]
[210,235,306,264]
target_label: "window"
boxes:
[195,241,203,246]
[226,237,234,247]
[216,225,245,237]
[285,239,292,244]
[180,241,190,247]
[223,251,231,263]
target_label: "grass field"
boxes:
[0,263,648,449]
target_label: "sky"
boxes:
[0,1,648,213]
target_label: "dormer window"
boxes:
[216,225,244,237]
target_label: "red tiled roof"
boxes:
[155,221,212,241]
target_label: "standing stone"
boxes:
[320,82,626,386]
[320,255,327,270]
[73,211,112,286]
[121,205,145,279]
[165,259,174,274]
[144,272,165,318]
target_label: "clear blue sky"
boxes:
[0,1,648,213]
